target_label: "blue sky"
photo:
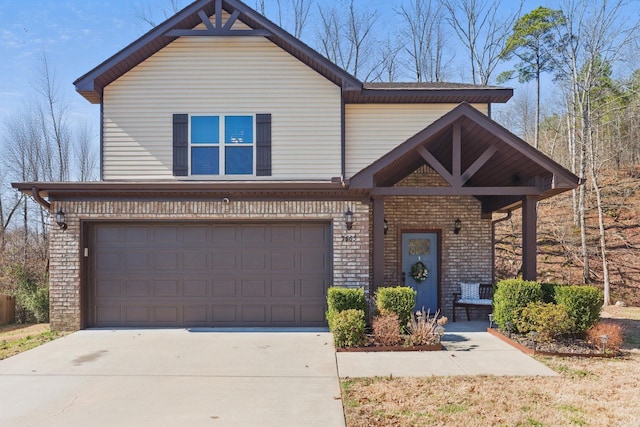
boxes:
[1,0,638,144]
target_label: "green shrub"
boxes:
[554,285,602,334]
[540,283,559,303]
[516,302,574,342]
[492,279,543,332]
[331,309,366,348]
[326,287,366,329]
[13,265,49,323]
[375,286,416,330]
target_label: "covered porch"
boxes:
[349,103,583,317]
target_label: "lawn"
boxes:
[341,306,640,426]
[0,323,63,360]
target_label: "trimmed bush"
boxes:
[492,279,543,332]
[326,287,366,329]
[516,302,574,342]
[375,286,416,330]
[540,282,560,303]
[554,285,602,334]
[331,309,366,348]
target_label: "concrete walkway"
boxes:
[0,329,345,427]
[337,321,558,378]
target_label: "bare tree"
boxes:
[291,0,313,39]
[74,123,99,182]
[316,0,379,80]
[397,0,450,82]
[135,0,184,28]
[555,0,640,302]
[442,0,522,85]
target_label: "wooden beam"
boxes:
[165,29,272,37]
[522,196,538,281]
[416,145,455,186]
[215,0,222,29]
[371,186,544,197]
[452,122,461,186]
[197,10,215,31]
[461,145,497,185]
[373,198,385,293]
[223,9,241,30]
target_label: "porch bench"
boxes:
[453,283,494,322]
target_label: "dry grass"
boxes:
[342,307,640,426]
[0,323,64,360]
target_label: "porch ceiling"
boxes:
[348,103,583,214]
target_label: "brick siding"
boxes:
[48,199,369,331]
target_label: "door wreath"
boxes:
[411,260,429,282]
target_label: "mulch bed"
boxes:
[488,328,620,357]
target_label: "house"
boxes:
[13,0,581,331]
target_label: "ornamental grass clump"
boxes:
[587,321,624,353]
[372,311,402,346]
[404,309,447,347]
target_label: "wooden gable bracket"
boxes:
[165,0,272,37]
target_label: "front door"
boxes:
[402,232,438,313]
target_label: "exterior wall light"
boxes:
[454,218,462,234]
[383,218,388,235]
[345,208,354,230]
[55,209,67,230]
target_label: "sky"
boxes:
[1,0,639,150]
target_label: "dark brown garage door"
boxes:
[89,222,331,327]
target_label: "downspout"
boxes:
[491,211,512,283]
[31,186,51,210]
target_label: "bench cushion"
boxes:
[460,282,480,300]
[457,298,492,306]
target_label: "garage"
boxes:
[89,222,331,327]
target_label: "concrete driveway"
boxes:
[0,329,345,427]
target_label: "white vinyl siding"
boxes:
[103,36,341,180]
[344,103,489,178]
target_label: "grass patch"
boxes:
[438,403,467,414]
[0,326,62,360]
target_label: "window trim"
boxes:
[188,113,257,177]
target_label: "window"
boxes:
[190,115,254,176]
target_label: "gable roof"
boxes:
[74,0,512,105]
[349,102,583,213]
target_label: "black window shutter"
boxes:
[173,114,188,176]
[256,113,272,176]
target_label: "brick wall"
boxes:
[49,199,369,331]
[375,165,493,320]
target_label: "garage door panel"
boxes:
[242,306,266,323]
[212,252,236,269]
[125,280,150,297]
[154,252,179,270]
[125,252,151,270]
[184,280,209,297]
[154,280,179,297]
[184,306,208,323]
[300,305,325,323]
[271,305,296,323]
[90,222,330,327]
[184,252,208,270]
[271,279,296,297]
[95,251,121,272]
[154,306,179,323]
[213,306,238,322]
[242,279,266,297]
[125,306,151,322]
[213,279,238,297]
[124,226,149,243]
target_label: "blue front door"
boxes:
[402,232,438,313]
